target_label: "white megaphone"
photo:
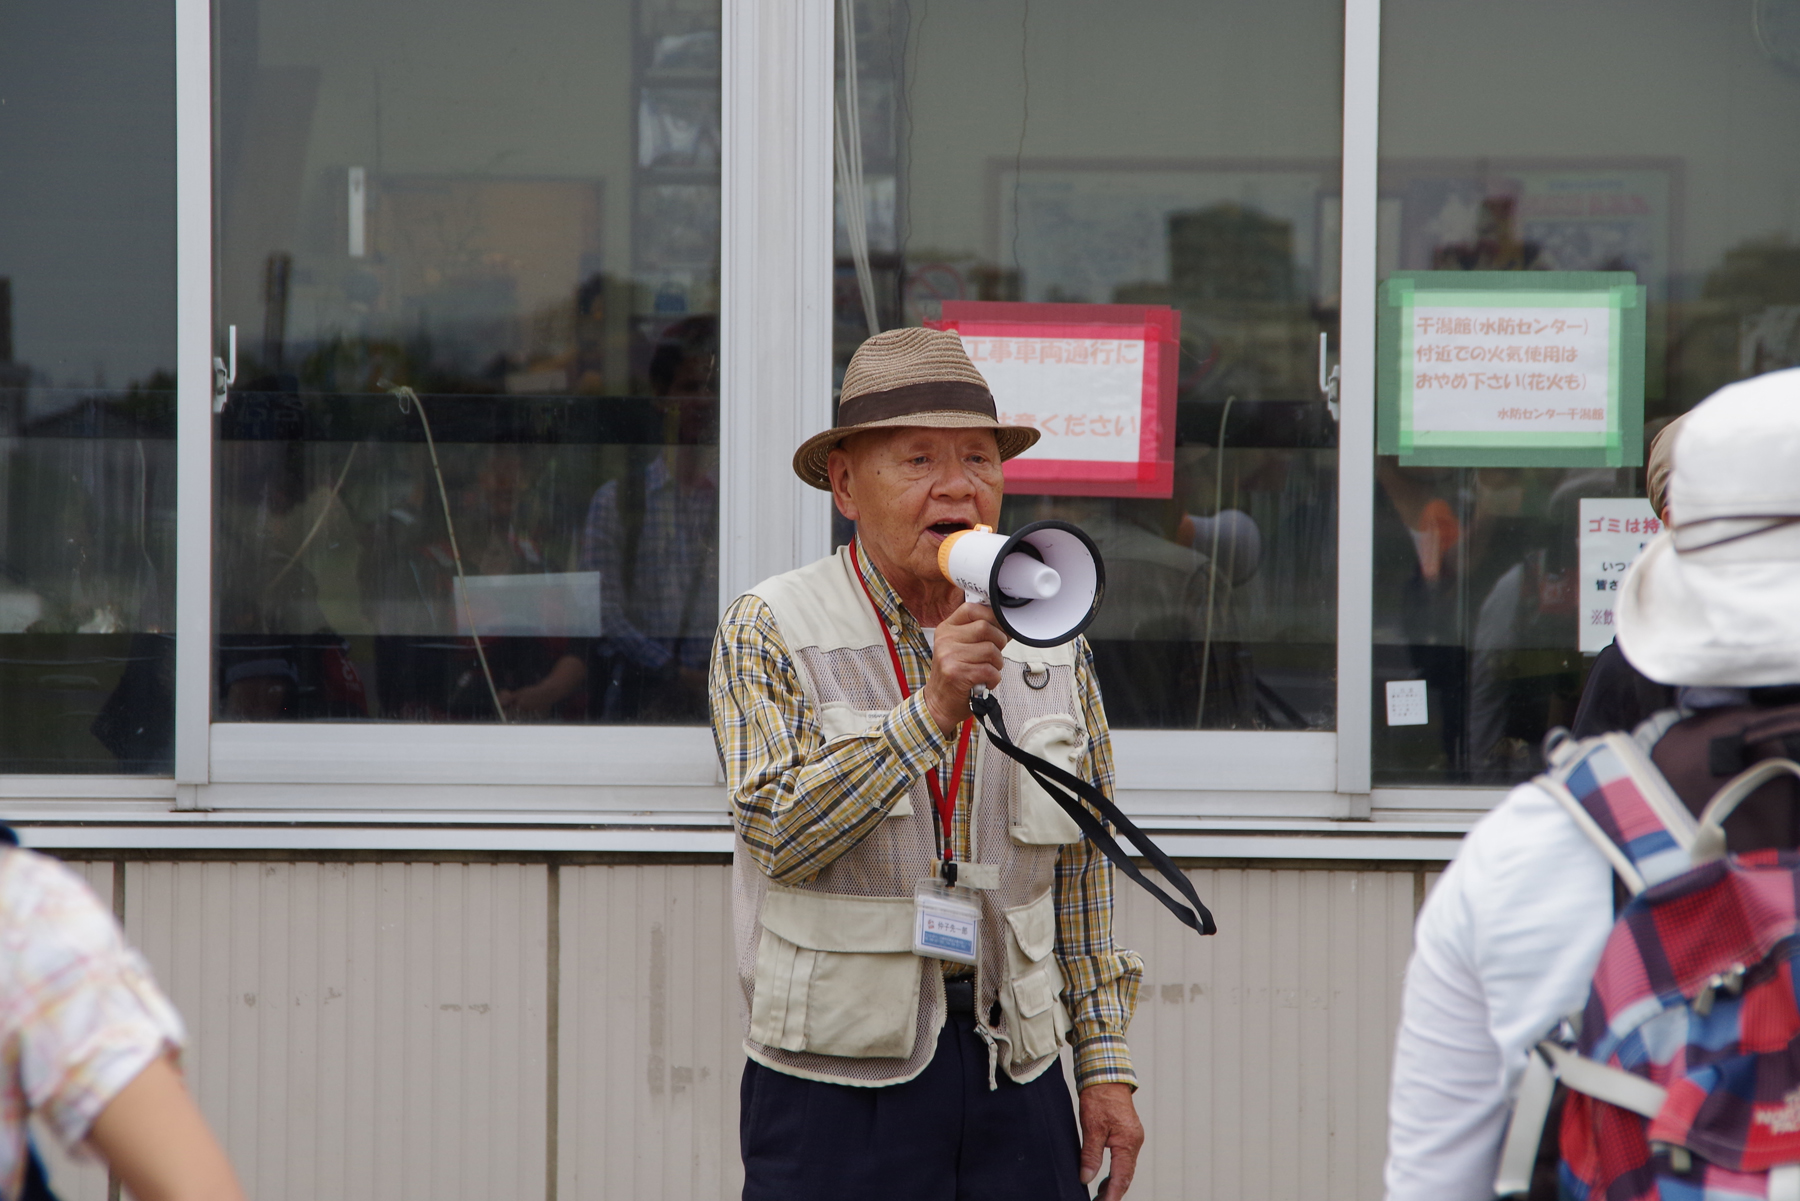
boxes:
[937,520,1105,647]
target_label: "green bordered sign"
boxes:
[1378,271,1646,468]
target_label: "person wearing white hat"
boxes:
[709,327,1145,1201]
[1383,368,1800,1200]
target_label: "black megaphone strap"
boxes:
[969,692,1217,937]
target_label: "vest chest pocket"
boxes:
[1009,713,1086,845]
[999,888,1069,1068]
[816,701,912,817]
[748,885,922,1060]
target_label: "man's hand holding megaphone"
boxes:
[924,515,1109,734]
[922,599,1010,736]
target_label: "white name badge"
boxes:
[913,878,981,965]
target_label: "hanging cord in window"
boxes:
[380,379,508,723]
[263,442,358,604]
[835,0,880,337]
[1196,394,1235,728]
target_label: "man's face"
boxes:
[828,426,1004,591]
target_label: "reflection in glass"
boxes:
[0,2,177,772]
[215,0,720,724]
[1375,0,1800,784]
[833,0,1344,729]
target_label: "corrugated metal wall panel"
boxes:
[122,861,548,1201]
[1115,868,1415,1201]
[557,864,744,1201]
[30,860,114,1201]
[30,858,1430,1200]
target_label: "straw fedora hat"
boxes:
[1618,368,1800,686]
[792,327,1040,490]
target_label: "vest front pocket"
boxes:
[748,884,922,1060]
[816,701,912,817]
[999,888,1070,1067]
[1009,713,1086,845]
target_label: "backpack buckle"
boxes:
[1693,963,1748,1017]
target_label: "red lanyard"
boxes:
[848,540,974,866]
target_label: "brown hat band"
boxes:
[835,381,995,427]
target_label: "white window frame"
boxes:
[163,0,840,822]
[6,0,1485,860]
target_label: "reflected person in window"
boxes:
[580,316,719,722]
[710,328,1144,1201]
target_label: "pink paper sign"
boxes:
[926,301,1179,498]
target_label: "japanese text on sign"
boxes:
[965,337,1141,367]
[960,335,1146,464]
[1577,497,1660,654]
[1408,302,1612,438]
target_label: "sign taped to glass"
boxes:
[1378,271,1646,468]
[926,301,1178,498]
[1577,498,1660,655]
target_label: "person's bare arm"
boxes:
[85,1056,245,1201]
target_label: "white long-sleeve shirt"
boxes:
[1384,780,1618,1201]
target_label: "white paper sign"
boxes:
[1385,680,1429,726]
[1408,304,1613,438]
[960,335,1145,463]
[1577,498,1661,654]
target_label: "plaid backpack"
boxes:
[1494,724,1800,1200]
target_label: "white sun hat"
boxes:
[1617,367,1800,686]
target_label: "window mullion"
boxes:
[1335,0,1382,801]
[719,0,835,609]
[174,0,213,796]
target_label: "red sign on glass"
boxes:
[925,301,1179,499]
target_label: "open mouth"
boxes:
[927,520,972,541]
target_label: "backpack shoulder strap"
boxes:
[1534,728,1696,896]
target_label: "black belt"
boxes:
[944,977,975,1014]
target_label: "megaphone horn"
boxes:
[937,520,1105,648]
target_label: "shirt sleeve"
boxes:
[710,593,951,885]
[1384,783,1614,1201]
[3,850,186,1155]
[1055,638,1145,1091]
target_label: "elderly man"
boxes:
[709,327,1145,1200]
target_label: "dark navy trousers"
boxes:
[739,1011,1088,1201]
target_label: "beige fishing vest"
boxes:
[733,546,1090,1088]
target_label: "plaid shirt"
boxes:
[0,848,185,1199]
[709,546,1143,1089]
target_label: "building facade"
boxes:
[5,0,1800,1194]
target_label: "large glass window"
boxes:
[0,1,177,772]
[215,0,720,725]
[833,0,1344,731]
[1374,0,1800,784]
